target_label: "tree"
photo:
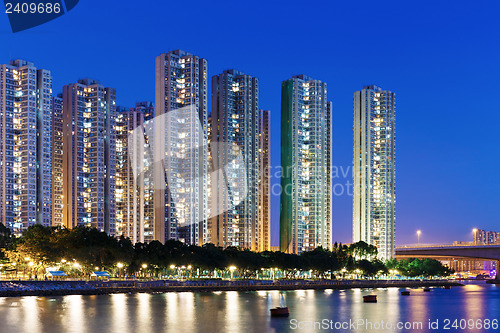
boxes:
[0,223,12,259]
[387,258,453,277]
[348,241,378,260]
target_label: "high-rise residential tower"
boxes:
[353,85,396,260]
[155,50,209,245]
[116,102,156,243]
[52,95,63,227]
[0,60,53,233]
[62,79,117,234]
[211,69,262,250]
[259,109,271,252]
[280,75,333,254]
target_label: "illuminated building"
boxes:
[155,50,209,245]
[211,69,266,250]
[353,85,396,260]
[280,75,333,254]
[116,102,156,243]
[62,79,117,234]
[474,229,500,245]
[206,115,214,244]
[259,109,271,252]
[52,95,63,227]
[0,60,53,232]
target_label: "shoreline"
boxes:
[0,279,463,297]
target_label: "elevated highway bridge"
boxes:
[395,244,500,269]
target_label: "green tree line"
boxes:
[0,225,452,279]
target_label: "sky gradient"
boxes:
[1,0,499,246]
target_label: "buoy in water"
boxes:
[270,307,289,317]
[363,295,377,303]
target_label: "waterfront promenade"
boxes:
[0,279,462,297]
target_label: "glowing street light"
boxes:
[229,266,237,279]
[27,261,34,280]
[117,262,124,279]
[141,264,148,278]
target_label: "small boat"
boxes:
[363,295,377,303]
[401,291,410,296]
[270,294,289,317]
[270,307,290,317]
[423,287,431,292]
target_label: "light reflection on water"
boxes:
[0,282,498,333]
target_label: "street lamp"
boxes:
[28,262,34,280]
[341,268,347,280]
[169,265,176,278]
[473,228,478,245]
[229,266,236,279]
[117,262,124,279]
[417,230,421,245]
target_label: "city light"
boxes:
[0,4,496,332]
[229,266,237,279]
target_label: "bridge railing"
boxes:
[397,244,500,249]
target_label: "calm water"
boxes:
[0,282,498,333]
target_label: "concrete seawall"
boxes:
[0,279,463,297]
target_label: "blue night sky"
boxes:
[1,0,499,246]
